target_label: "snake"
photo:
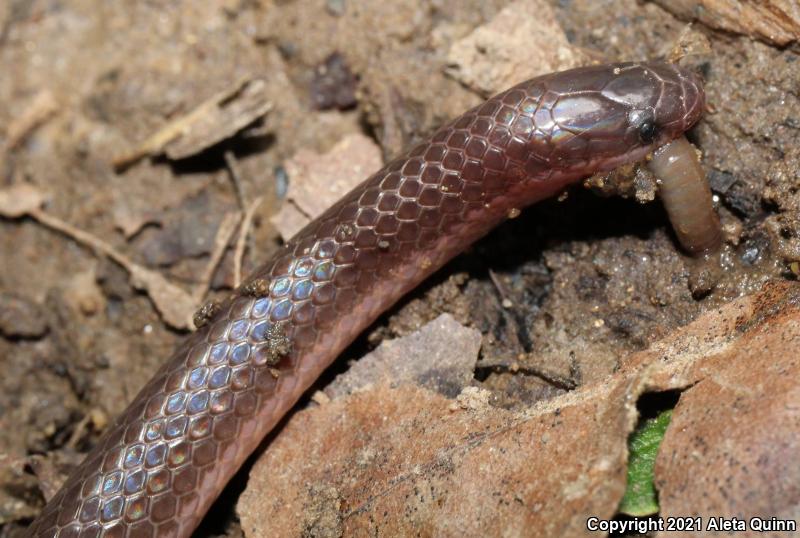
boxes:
[27,61,711,537]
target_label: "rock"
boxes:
[271,134,383,239]
[446,0,584,95]
[324,313,482,400]
[0,292,48,339]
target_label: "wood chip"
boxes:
[0,183,47,217]
[113,77,272,169]
[3,89,58,151]
[654,0,800,47]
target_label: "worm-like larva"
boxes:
[648,135,721,255]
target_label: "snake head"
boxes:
[526,61,705,179]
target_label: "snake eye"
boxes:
[638,119,658,144]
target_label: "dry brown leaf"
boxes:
[239,381,635,537]
[643,282,800,535]
[239,281,800,536]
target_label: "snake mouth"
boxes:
[571,142,661,183]
[652,62,706,135]
[541,61,706,182]
[549,124,694,185]
[608,64,706,173]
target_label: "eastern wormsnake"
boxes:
[27,61,708,537]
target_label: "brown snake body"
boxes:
[27,62,706,537]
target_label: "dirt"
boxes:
[0,0,798,536]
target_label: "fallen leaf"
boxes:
[648,285,800,531]
[128,265,198,330]
[238,381,634,537]
[239,281,800,536]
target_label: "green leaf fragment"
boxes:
[619,408,673,517]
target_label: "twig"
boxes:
[28,207,198,329]
[488,269,514,308]
[193,210,242,302]
[224,149,247,209]
[475,355,577,390]
[233,196,264,288]
[29,208,132,268]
